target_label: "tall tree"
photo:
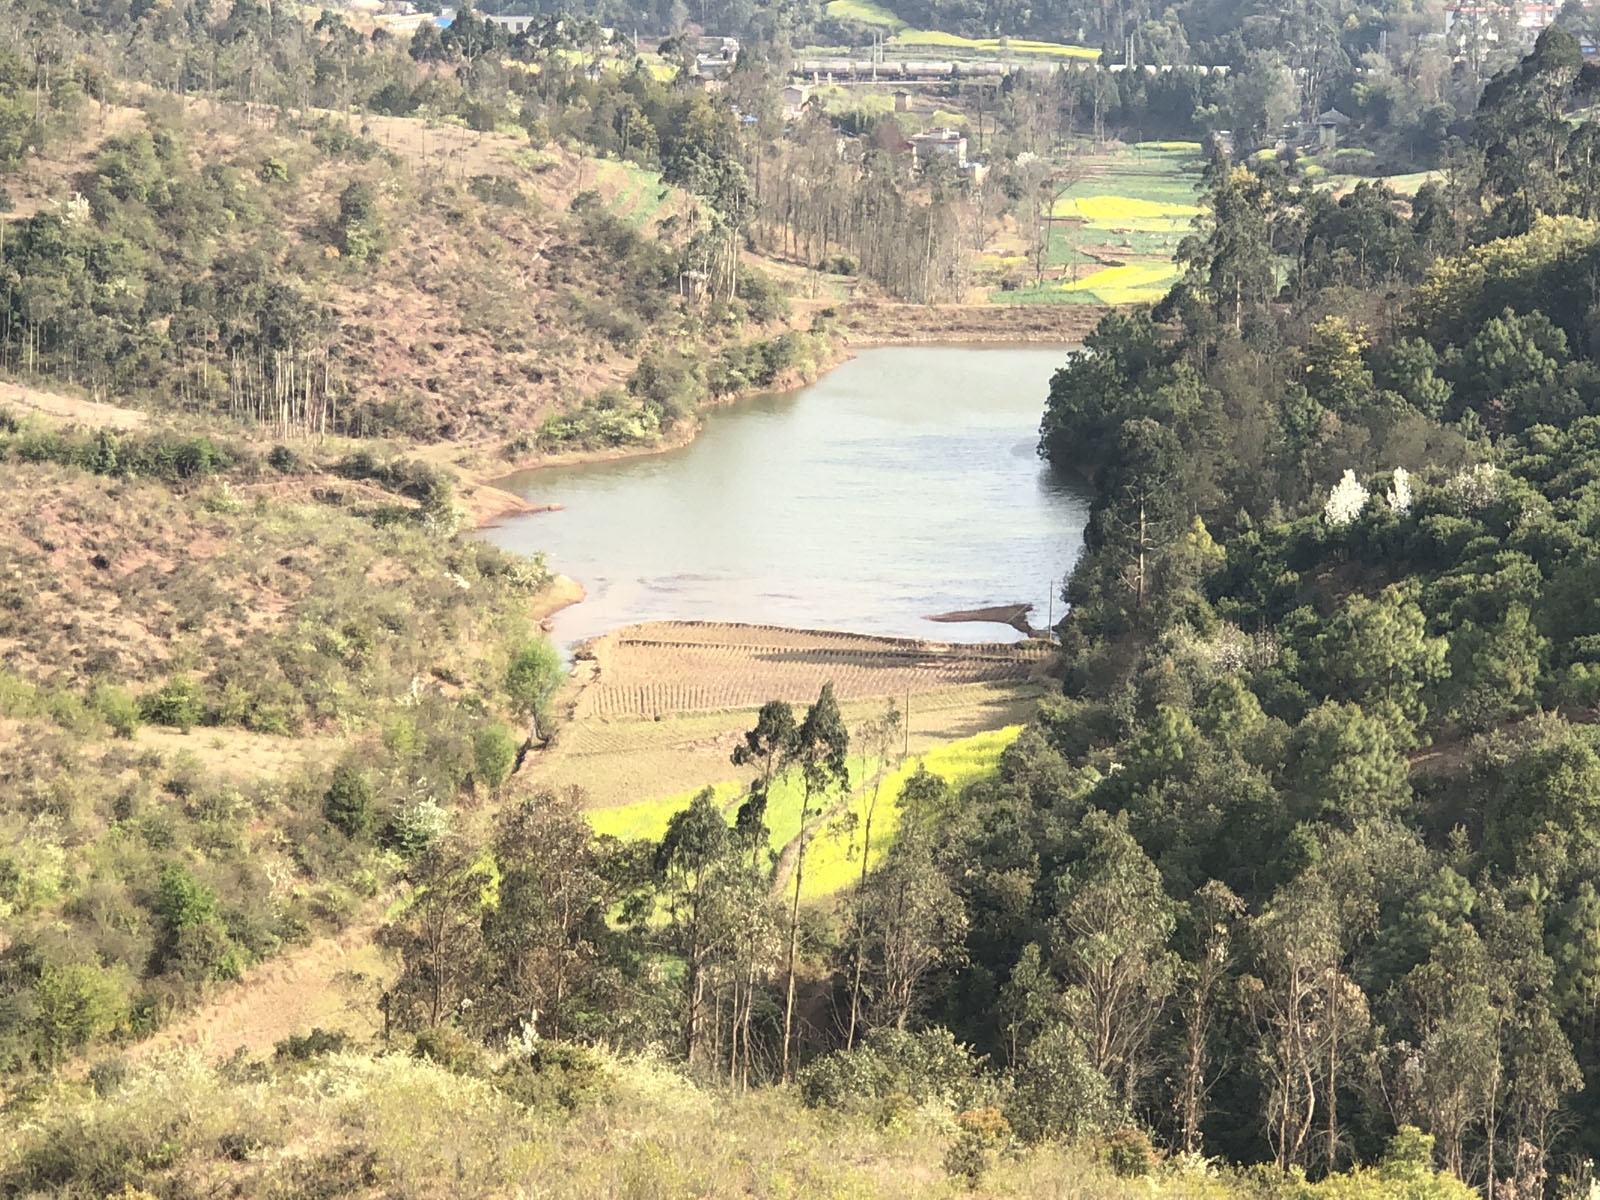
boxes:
[1052,810,1177,1108]
[780,683,849,1081]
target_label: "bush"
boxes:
[798,1027,992,1115]
[411,1025,484,1074]
[493,1041,612,1112]
[140,677,206,732]
[1004,1023,1113,1144]
[324,763,375,839]
[1104,1127,1157,1177]
[94,685,143,738]
[944,1108,1010,1187]
[275,1027,353,1062]
[472,724,518,794]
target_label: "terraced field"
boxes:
[575,621,1053,720]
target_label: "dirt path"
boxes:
[79,903,396,1074]
[0,381,148,431]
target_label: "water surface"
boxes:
[485,345,1090,645]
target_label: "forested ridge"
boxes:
[1024,23,1600,1189]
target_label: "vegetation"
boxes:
[12,0,1600,1195]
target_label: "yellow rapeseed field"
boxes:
[1058,194,1204,222]
[1061,261,1181,304]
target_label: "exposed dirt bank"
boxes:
[831,299,1107,344]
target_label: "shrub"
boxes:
[275,1027,353,1062]
[392,798,450,859]
[141,677,206,732]
[493,1041,612,1112]
[944,1108,1010,1186]
[94,685,143,738]
[1104,1127,1157,1177]
[1004,1023,1113,1144]
[411,1025,484,1074]
[324,763,375,839]
[472,723,518,794]
[798,1027,992,1114]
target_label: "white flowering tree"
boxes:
[1386,467,1413,516]
[1324,470,1369,527]
[1445,463,1500,514]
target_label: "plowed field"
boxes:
[575,621,1053,720]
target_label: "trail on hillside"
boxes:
[81,902,397,1073]
[0,381,148,430]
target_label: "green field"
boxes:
[821,0,1098,58]
[993,144,1203,306]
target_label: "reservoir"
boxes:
[484,344,1091,646]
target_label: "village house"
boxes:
[910,127,968,166]
[781,84,811,120]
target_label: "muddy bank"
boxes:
[529,573,586,625]
[833,300,1106,345]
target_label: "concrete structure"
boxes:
[781,83,811,119]
[910,127,968,165]
[894,88,912,112]
[1316,108,1351,148]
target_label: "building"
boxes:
[696,35,740,59]
[894,89,912,112]
[910,127,968,166]
[485,13,537,34]
[1316,108,1351,148]
[781,84,811,120]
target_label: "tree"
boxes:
[1245,875,1352,1172]
[1302,585,1450,737]
[1282,702,1412,829]
[483,788,610,1041]
[861,815,967,1032]
[1178,160,1279,331]
[780,683,849,1081]
[324,761,374,838]
[1175,880,1244,1155]
[380,837,491,1031]
[731,699,797,792]
[1052,810,1176,1108]
[506,639,563,744]
[847,699,905,1048]
[34,961,127,1065]
[473,723,518,796]
[1005,1022,1114,1144]
[655,787,733,1066]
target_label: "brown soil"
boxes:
[825,299,1105,344]
[529,573,586,623]
[82,907,395,1073]
[0,380,149,430]
[571,620,1054,721]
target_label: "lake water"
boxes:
[483,344,1091,646]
